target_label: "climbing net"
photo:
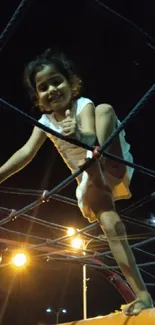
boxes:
[0,0,155,305]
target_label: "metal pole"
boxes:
[56,311,59,324]
[83,251,87,319]
[82,239,93,320]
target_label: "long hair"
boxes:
[24,49,82,105]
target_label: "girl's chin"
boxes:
[43,100,70,114]
[42,106,65,114]
[41,107,53,114]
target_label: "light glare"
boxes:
[67,227,76,236]
[71,237,83,249]
[12,253,27,267]
[149,213,155,226]
[46,308,52,313]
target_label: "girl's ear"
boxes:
[70,75,82,99]
[33,99,43,113]
[39,104,44,112]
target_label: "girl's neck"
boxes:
[54,110,66,122]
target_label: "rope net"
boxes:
[0,62,155,305]
[0,0,155,311]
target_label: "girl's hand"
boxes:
[60,110,76,136]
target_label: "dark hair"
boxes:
[24,49,82,105]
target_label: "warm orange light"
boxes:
[67,227,76,236]
[12,252,27,267]
[71,237,83,249]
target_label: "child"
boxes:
[0,49,153,314]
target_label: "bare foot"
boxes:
[123,292,153,316]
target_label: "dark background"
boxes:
[0,0,155,324]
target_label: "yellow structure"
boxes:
[57,309,155,325]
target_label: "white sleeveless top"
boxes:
[39,97,134,212]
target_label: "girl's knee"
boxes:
[86,194,114,219]
[95,103,114,117]
[99,213,126,237]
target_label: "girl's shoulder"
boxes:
[38,112,55,128]
[75,97,94,115]
[38,114,49,126]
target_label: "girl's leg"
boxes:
[97,207,153,315]
[92,104,153,314]
[95,104,116,146]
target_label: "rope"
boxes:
[0,186,78,206]
[1,83,155,177]
[0,226,94,255]
[1,204,154,262]
[140,269,155,281]
[1,186,155,231]
[95,236,155,258]
[120,214,155,232]
[110,261,155,270]
[0,224,136,301]
[0,98,91,150]
[94,0,155,49]
[99,83,155,154]
[4,222,152,276]
[121,192,155,214]
[0,158,93,226]
[104,151,155,178]
[0,206,101,242]
[0,0,154,297]
[0,226,47,243]
[0,0,34,53]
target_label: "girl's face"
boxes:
[35,64,72,115]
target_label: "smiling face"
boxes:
[35,64,72,117]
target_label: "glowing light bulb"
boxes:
[12,253,27,267]
[67,227,76,236]
[46,308,52,313]
[71,237,83,249]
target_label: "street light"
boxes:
[69,229,92,320]
[67,227,76,236]
[149,213,155,225]
[71,237,83,249]
[12,252,28,267]
[45,308,67,324]
[46,308,52,313]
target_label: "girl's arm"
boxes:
[79,103,96,146]
[0,126,47,183]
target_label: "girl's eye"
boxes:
[37,77,63,92]
[39,85,47,92]
[51,78,63,86]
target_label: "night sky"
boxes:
[0,1,155,324]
